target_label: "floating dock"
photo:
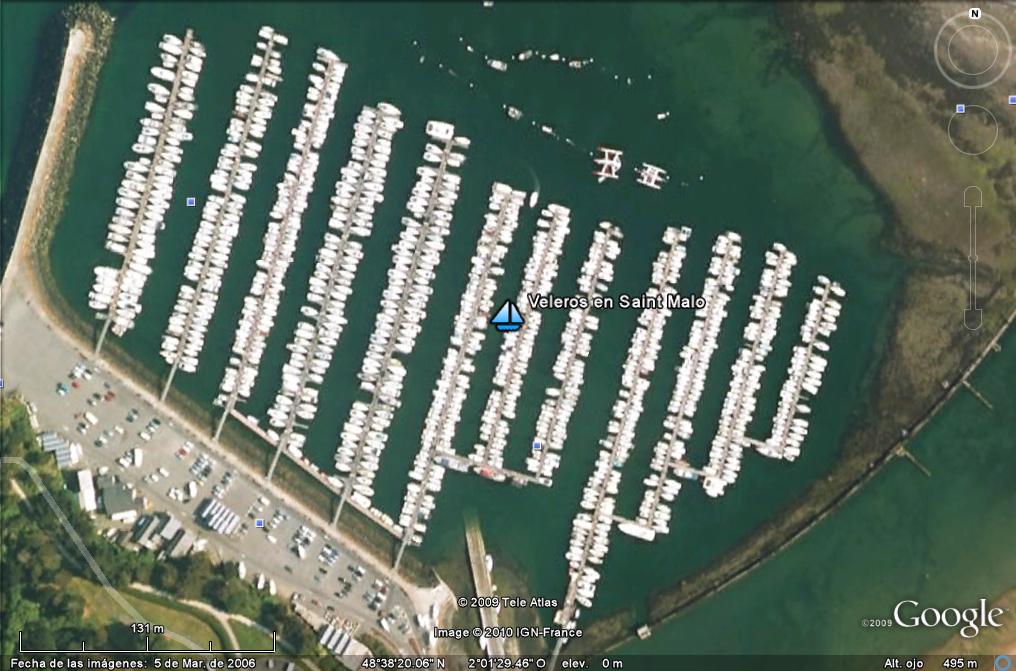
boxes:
[214,49,347,440]
[333,121,469,525]
[266,103,403,480]
[757,276,845,460]
[622,231,742,540]
[701,243,796,498]
[528,222,623,485]
[93,30,203,355]
[551,228,690,661]
[161,27,286,399]
[394,183,525,568]
[470,204,571,470]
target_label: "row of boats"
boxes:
[334,121,470,516]
[701,243,797,498]
[161,27,287,376]
[554,227,691,627]
[619,231,743,542]
[527,222,623,484]
[215,48,347,411]
[759,276,845,461]
[398,183,528,547]
[266,103,404,458]
[90,31,204,337]
[469,204,572,473]
[553,235,848,646]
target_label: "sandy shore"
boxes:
[5,26,90,285]
[926,586,1016,656]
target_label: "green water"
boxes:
[620,327,1016,655]
[6,0,935,642]
[0,2,63,191]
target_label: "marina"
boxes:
[528,222,623,485]
[160,26,287,399]
[332,120,470,525]
[551,227,691,655]
[213,48,347,440]
[265,102,404,480]
[394,183,526,567]
[618,231,742,541]
[91,30,204,353]
[468,204,571,473]
[30,3,902,653]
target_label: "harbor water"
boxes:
[619,327,1016,654]
[6,0,957,641]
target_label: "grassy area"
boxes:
[228,619,274,651]
[69,577,222,650]
[358,630,399,657]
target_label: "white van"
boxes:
[84,412,99,426]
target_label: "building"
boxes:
[130,515,154,543]
[101,481,137,524]
[76,469,97,512]
[136,515,164,549]
[318,624,371,659]
[38,432,82,469]
[197,498,241,534]
[167,530,196,558]
[159,515,182,543]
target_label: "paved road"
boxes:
[0,282,439,655]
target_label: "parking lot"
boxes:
[1,288,441,654]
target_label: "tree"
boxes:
[173,553,214,599]
[152,563,179,593]
[1,590,41,656]
[25,618,56,652]
[132,550,156,584]
[206,577,261,619]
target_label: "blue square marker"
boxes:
[1009,95,1016,105]
[956,104,966,114]
[532,441,542,452]
[186,197,197,207]
[255,518,264,528]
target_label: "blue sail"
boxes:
[491,299,524,332]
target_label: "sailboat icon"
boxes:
[491,299,525,333]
